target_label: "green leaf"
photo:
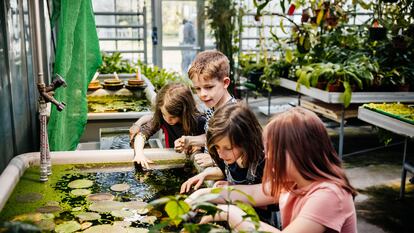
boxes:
[165,200,190,226]
[285,49,293,63]
[280,19,287,34]
[341,81,352,108]
[211,187,223,194]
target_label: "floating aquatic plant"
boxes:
[74,212,101,221]
[71,189,92,196]
[54,221,81,233]
[111,183,131,192]
[87,193,115,202]
[68,179,94,189]
[15,192,43,203]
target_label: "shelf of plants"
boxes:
[358,107,414,138]
[280,78,414,104]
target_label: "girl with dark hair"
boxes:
[132,83,206,169]
[187,107,357,233]
[180,103,265,193]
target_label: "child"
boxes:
[132,83,206,169]
[175,50,237,167]
[180,103,264,193]
[180,103,277,225]
[188,107,357,233]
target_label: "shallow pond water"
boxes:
[0,162,195,232]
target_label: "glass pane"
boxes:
[162,50,182,74]
[162,1,197,47]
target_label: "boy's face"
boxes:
[192,76,230,108]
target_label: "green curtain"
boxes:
[48,0,102,151]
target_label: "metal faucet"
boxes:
[38,74,67,111]
[38,74,67,181]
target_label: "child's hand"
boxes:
[174,136,190,153]
[133,153,154,170]
[180,173,207,194]
[194,153,214,167]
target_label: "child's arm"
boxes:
[175,134,206,151]
[180,167,224,193]
[129,114,153,143]
[133,133,154,169]
[186,183,276,207]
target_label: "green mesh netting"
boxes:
[48,0,102,151]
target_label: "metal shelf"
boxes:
[358,107,414,138]
[279,78,414,104]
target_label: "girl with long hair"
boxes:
[188,107,357,233]
[132,83,206,169]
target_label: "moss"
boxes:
[0,165,77,221]
[357,184,414,233]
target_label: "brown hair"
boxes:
[188,50,230,81]
[207,103,264,176]
[151,83,201,135]
[262,107,357,198]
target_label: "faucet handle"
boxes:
[53,74,67,88]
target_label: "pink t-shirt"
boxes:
[279,182,357,233]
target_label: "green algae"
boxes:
[0,161,197,231]
[0,165,77,221]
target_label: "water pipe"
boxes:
[32,0,66,181]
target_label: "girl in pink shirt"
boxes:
[188,107,357,233]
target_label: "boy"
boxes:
[130,50,235,167]
[175,50,236,167]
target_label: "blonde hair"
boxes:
[188,50,230,81]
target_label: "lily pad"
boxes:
[37,219,55,231]
[135,207,149,215]
[81,222,93,230]
[55,221,81,233]
[46,201,60,206]
[72,207,82,212]
[113,221,131,227]
[36,205,62,213]
[12,213,43,222]
[126,228,149,233]
[71,189,92,196]
[86,193,114,202]
[75,212,101,221]
[68,179,93,189]
[82,224,124,233]
[124,201,148,210]
[111,209,134,218]
[110,183,131,192]
[88,201,124,213]
[15,192,43,203]
[140,216,157,225]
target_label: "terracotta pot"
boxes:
[316,81,328,90]
[327,82,343,92]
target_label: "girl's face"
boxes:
[214,136,243,166]
[160,106,180,125]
